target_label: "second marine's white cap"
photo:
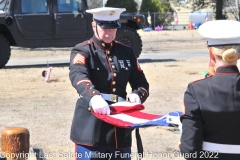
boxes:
[198,20,240,46]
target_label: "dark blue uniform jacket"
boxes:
[69,36,149,148]
[180,65,240,160]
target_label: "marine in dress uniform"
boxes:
[69,7,149,160]
[180,20,240,160]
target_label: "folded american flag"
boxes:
[91,102,169,128]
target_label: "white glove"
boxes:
[126,93,141,104]
[89,95,110,115]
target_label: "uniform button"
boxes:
[107,51,110,54]
[88,107,91,111]
[93,91,95,94]
[112,65,115,69]
[112,81,116,85]
[113,88,116,92]
[110,43,112,46]
[109,58,112,61]
[102,43,105,47]
[87,84,90,86]
[114,73,117,77]
[97,68,99,70]
[126,67,128,70]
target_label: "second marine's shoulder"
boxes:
[191,75,213,84]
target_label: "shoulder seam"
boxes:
[114,40,131,48]
[191,76,213,84]
[75,40,92,47]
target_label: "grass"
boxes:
[0,30,223,160]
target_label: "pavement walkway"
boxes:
[5,49,207,67]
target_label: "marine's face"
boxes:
[92,22,117,43]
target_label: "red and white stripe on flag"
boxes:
[92,101,169,128]
[73,53,86,65]
[205,16,208,22]
[44,67,53,82]
[173,11,178,25]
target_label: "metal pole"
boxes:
[103,0,105,7]
[238,0,240,21]
[154,13,156,29]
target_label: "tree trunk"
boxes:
[216,0,224,19]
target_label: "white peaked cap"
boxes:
[86,7,126,21]
[198,20,240,46]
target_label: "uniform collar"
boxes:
[216,65,239,74]
[92,35,113,50]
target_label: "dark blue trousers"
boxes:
[75,144,131,160]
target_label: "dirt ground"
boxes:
[0,30,228,160]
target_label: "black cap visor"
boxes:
[95,19,121,29]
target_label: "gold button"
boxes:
[113,88,116,92]
[114,73,117,77]
[109,58,112,61]
[102,43,105,47]
[112,81,116,85]
[107,51,110,54]
[88,107,91,111]
[112,65,115,69]
[126,67,128,70]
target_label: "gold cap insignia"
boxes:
[109,11,115,16]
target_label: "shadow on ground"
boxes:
[139,59,176,63]
[3,59,176,69]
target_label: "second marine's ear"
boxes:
[208,48,215,62]
[238,54,240,60]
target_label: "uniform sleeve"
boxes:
[128,52,149,103]
[180,83,203,158]
[69,44,100,102]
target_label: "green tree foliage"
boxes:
[105,0,138,13]
[190,0,227,20]
[171,0,230,20]
[140,0,172,12]
[140,0,173,26]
